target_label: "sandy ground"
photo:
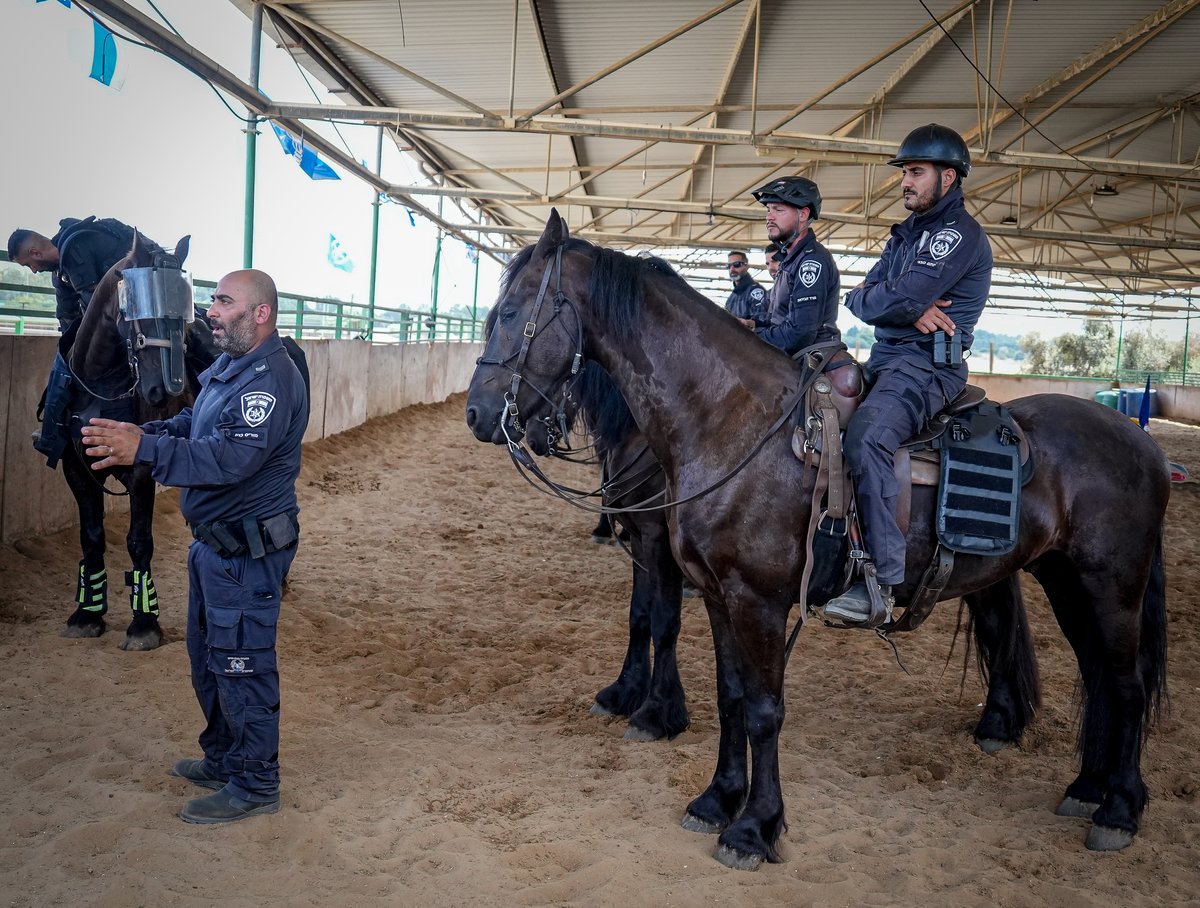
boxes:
[0,395,1197,907]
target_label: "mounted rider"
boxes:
[824,123,994,626]
[744,176,841,354]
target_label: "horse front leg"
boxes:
[592,525,651,721]
[682,598,747,836]
[626,523,688,742]
[121,467,164,651]
[711,599,789,870]
[60,447,109,638]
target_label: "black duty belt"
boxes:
[192,510,299,559]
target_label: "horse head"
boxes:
[116,234,206,408]
[467,209,588,447]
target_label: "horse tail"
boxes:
[1138,524,1168,737]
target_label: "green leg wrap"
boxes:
[125,570,160,618]
[76,563,108,615]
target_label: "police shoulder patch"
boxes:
[798,259,822,289]
[241,391,276,427]
[750,287,766,301]
[928,228,963,260]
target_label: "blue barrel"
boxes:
[1116,389,1132,414]
[1093,390,1119,409]
[1125,388,1160,418]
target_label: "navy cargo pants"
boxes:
[842,359,963,587]
[186,539,295,802]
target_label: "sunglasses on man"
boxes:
[727,261,747,269]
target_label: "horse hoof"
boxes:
[589,534,615,546]
[1055,797,1100,818]
[590,702,616,717]
[624,725,662,743]
[60,622,104,639]
[120,631,164,652]
[681,811,722,835]
[1086,825,1134,851]
[974,736,1010,755]
[714,844,763,871]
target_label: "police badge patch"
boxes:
[750,287,765,301]
[928,228,963,260]
[241,391,276,427]
[798,259,822,288]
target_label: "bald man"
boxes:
[83,269,309,824]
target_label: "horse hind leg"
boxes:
[1033,545,1165,851]
[119,472,165,652]
[965,574,1041,754]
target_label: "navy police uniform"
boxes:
[754,229,841,355]
[843,185,992,585]
[724,271,768,322]
[135,331,308,804]
[51,217,142,330]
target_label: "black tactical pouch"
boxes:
[932,329,962,367]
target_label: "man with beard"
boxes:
[722,249,768,323]
[82,269,309,823]
[741,176,840,355]
[824,124,993,627]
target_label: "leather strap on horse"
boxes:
[885,543,955,634]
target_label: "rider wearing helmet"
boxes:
[745,176,841,355]
[825,123,993,627]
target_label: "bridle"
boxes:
[475,243,586,455]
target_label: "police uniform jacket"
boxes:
[134,331,308,527]
[754,229,841,355]
[844,187,992,377]
[724,272,768,322]
[50,217,139,326]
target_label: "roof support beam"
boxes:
[268,102,1200,183]
[519,0,746,120]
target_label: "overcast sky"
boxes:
[3,0,500,317]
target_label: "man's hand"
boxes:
[737,318,756,328]
[81,418,144,469]
[914,298,955,335]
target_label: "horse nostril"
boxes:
[466,405,479,431]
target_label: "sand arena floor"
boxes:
[0,394,1197,906]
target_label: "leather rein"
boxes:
[482,241,826,517]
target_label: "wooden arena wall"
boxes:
[0,337,483,544]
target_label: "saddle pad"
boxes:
[936,404,1021,556]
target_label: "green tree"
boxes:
[1020,319,1115,376]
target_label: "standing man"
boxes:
[8,217,143,331]
[744,176,841,355]
[723,249,768,323]
[82,269,308,823]
[824,124,993,626]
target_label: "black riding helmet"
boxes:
[887,123,971,179]
[751,176,822,220]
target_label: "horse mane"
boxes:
[577,361,637,455]
[497,236,702,345]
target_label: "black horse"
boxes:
[467,211,1169,868]
[572,362,689,741]
[54,234,218,650]
[485,291,689,742]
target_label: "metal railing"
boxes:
[0,259,485,343]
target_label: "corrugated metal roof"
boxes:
[200,0,1200,302]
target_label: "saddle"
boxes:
[791,351,1029,633]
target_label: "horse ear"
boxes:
[531,208,567,260]
[174,235,191,266]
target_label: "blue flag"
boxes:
[1138,374,1152,430]
[327,234,354,273]
[405,208,417,227]
[36,1,73,6]
[270,122,340,181]
[89,19,117,86]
